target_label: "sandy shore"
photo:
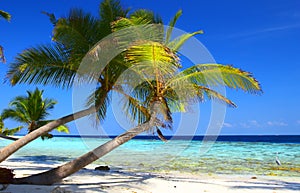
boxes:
[1,161,300,193]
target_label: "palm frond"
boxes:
[99,0,129,24]
[41,11,57,26]
[165,9,182,44]
[129,9,162,24]
[53,9,102,49]
[125,41,179,78]
[98,0,129,36]
[1,126,23,136]
[55,125,69,133]
[167,30,204,52]
[194,85,236,107]
[111,8,164,44]
[0,46,6,63]
[0,10,11,21]
[86,86,110,123]
[167,64,262,94]
[6,43,77,88]
[114,86,150,125]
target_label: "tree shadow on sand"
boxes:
[55,169,156,193]
[229,179,300,191]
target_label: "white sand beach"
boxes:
[1,160,300,193]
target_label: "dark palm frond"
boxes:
[0,46,6,63]
[6,43,78,89]
[159,97,173,129]
[160,88,187,113]
[86,85,111,123]
[114,85,150,125]
[165,9,182,44]
[156,127,168,142]
[194,85,236,107]
[0,10,11,21]
[99,0,129,36]
[53,9,103,49]
[1,108,28,124]
[41,11,57,26]
[99,0,129,24]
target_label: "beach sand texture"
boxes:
[1,161,300,193]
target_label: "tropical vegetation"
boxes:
[1,88,69,140]
[0,0,131,162]
[0,0,261,185]
[0,116,22,141]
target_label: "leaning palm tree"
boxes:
[1,88,69,139]
[7,10,261,184]
[0,0,130,162]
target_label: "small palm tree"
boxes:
[1,88,69,139]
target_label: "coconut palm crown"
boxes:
[109,10,262,138]
[1,88,69,139]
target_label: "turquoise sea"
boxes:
[1,136,300,177]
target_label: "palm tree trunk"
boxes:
[0,106,97,163]
[10,102,161,185]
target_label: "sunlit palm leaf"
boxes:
[167,30,204,52]
[125,41,179,78]
[167,64,262,94]
[165,9,182,44]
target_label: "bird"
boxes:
[275,152,281,166]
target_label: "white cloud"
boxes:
[239,120,262,128]
[267,121,288,127]
[223,122,233,128]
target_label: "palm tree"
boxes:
[0,0,165,163]
[1,88,69,139]
[7,10,261,184]
[0,10,11,63]
[0,0,130,162]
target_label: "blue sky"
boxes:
[0,0,299,135]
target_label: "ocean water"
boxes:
[1,136,300,177]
